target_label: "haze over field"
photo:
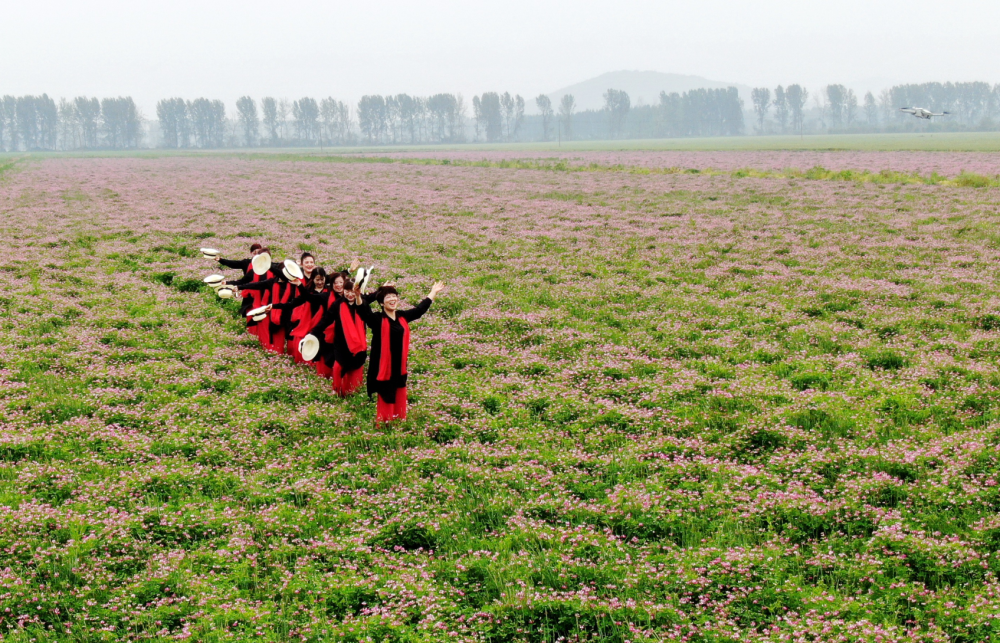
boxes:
[3,0,999,114]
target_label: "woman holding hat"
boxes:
[215,243,263,277]
[356,281,445,422]
[227,247,275,341]
[310,278,370,395]
[236,259,305,354]
[268,268,332,364]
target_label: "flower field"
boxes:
[3,152,1000,642]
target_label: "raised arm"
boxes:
[217,257,250,271]
[353,288,379,329]
[227,271,257,287]
[236,277,278,292]
[399,282,444,323]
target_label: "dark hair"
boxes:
[250,243,262,252]
[331,271,349,284]
[375,285,398,304]
[343,278,356,291]
[312,267,328,286]
[300,252,314,263]
[258,246,270,255]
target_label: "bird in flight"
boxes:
[899,107,950,120]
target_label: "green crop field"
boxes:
[3,150,1000,642]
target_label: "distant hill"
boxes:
[546,70,753,112]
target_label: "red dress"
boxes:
[358,298,432,421]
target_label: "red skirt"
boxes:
[376,387,407,422]
[289,334,306,363]
[333,363,364,397]
[265,327,285,354]
[254,320,270,347]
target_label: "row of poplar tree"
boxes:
[3,81,995,151]
[749,82,1000,133]
[0,95,142,152]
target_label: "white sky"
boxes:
[4,0,997,115]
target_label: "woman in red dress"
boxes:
[236,267,304,354]
[225,246,274,343]
[357,281,445,422]
[311,278,369,396]
[267,268,331,364]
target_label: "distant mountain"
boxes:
[546,70,753,112]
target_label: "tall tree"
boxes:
[277,99,291,141]
[427,93,455,142]
[478,92,502,143]
[451,94,467,143]
[773,86,788,133]
[58,99,77,150]
[786,84,808,134]
[75,97,101,149]
[292,97,319,142]
[261,97,279,145]
[825,84,846,128]
[398,94,420,143]
[357,95,387,144]
[751,87,771,133]
[16,96,39,150]
[535,94,554,141]
[236,96,258,147]
[157,98,179,148]
[500,92,515,142]
[36,94,58,150]
[472,96,483,141]
[844,89,858,127]
[559,94,575,140]
[863,91,878,126]
[2,96,18,151]
[513,95,525,141]
[603,89,631,138]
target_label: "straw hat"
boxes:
[247,305,268,322]
[201,247,219,258]
[251,252,272,276]
[282,259,304,282]
[217,286,235,299]
[203,274,225,287]
[354,266,374,290]
[299,334,320,361]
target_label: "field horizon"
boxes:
[6,131,1000,159]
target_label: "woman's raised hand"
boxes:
[349,258,361,272]
[429,281,445,299]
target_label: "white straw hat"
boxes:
[361,265,374,290]
[217,286,235,299]
[299,334,320,361]
[251,252,272,276]
[247,305,268,322]
[203,274,225,285]
[201,247,219,258]
[282,259,304,282]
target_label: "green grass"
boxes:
[7,131,1000,158]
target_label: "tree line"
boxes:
[749,81,1000,133]
[3,80,1000,151]
[0,95,141,151]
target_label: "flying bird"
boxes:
[899,107,950,120]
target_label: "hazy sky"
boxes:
[4,0,998,114]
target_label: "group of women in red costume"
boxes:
[214,243,445,423]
